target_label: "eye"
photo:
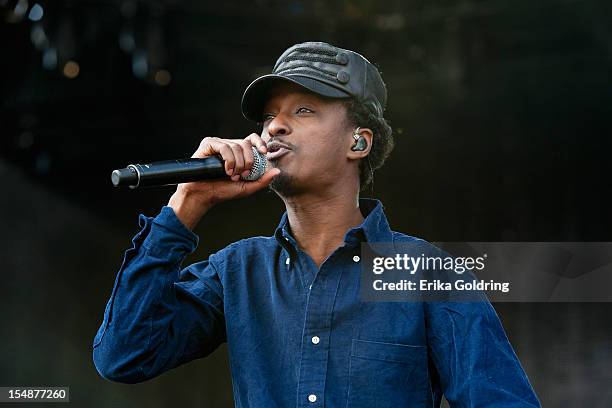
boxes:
[296,107,314,114]
[262,113,275,122]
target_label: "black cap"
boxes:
[241,41,387,123]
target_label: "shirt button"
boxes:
[308,394,317,403]
[311,336,320,345]
[353,255,360,262]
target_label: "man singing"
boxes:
[93,41,541,407]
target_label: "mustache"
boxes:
[266,139,295,150]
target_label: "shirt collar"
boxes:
[274,198,394,249]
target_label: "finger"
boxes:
[212,142,236,176]
[192,137,220,158]
[238,168,281,196]
[238,139,255,177]
[227,142,245,180]
[245,133,267,154]
[194,137,233,162]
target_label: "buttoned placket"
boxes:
[301,242,362,407]
[276,223,365,407]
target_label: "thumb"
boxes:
[240,168,281,195]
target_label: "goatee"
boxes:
[268,170,298,197]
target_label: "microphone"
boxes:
[111,146,267,189]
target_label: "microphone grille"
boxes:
[242,146,268,181]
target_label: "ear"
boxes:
[346,127,373,160]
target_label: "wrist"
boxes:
[167,187,213,230]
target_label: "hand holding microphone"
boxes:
[112,133,275,187]
[112,133,281,230]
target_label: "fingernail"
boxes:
[259,145,267,153]
[231,175,240,181]
[227,168,234,176]
[241,170,250,177]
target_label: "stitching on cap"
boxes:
[280,55,338,65]
[291,46,337,56]
[276,65,337,78]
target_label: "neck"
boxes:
[281,188,365,268]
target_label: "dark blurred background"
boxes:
[1,0,611,406]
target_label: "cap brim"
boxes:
[241,74,351,122]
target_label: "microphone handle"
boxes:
[112,157,227,188]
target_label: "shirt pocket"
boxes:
[346,339,430,408]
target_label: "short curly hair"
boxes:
[343,98,394,190]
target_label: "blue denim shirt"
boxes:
[93,199,541,407]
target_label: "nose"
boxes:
[266,112,291,140]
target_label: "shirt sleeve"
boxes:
[424,298,541,407]
[92,206,226,384]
